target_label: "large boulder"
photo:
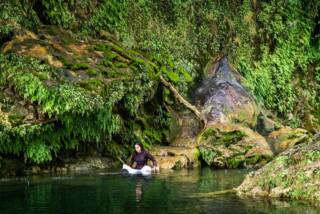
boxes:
[237,138,320,202]
[150,146,200,170]
[197,123,273,168]
[195,57,258,127]
[169,57,273,169]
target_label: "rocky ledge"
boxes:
[236,135,320,202]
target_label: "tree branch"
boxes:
[159,75,207,128]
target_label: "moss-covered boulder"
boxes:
[198,123,273,168]
[237,138,320,202]
[267,126,311,154]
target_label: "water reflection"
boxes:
[0,168,318,214]
[135,181,142,203]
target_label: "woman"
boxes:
[129,143,159,171]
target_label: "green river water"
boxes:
[0,168,318,214]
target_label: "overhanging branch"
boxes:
[159,75,207,128]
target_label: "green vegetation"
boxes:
[256,144,320,201]
[0,0,319,168]
[0,37,171,163]
[201,128,246,147]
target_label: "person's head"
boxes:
[134,143,144,153]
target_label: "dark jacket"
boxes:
[130,150,157,169]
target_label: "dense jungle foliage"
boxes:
[0,0,319,164]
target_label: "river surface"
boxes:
[0,168,318,214]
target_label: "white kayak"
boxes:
[122,164,152,175]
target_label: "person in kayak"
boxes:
[129,143,159,171]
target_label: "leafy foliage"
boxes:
[0,48,171,163]
[0,0,40,44]
[0,0,319,164]
[39,0,76,28]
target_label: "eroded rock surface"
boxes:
[195,57,258,127]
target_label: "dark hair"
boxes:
[133,143,144,155]
[135,143,144,151]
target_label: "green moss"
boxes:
[0,22,166,164]
[226,157,243,168]
[0,1,40,44]
[8,114,24,126]
[78,79,104,91]
[104,51,118,60]
[201,128,246,147]
[115,55,131,64]
[68,63,90,70]
[199,146,220,166]
[201,128,217,140]
[105,69,128,78]
[193,148,200,160]
[114,62,127,68]
[86,68,99,76]
[244,155,261,166]
[102,60,114,68]
[172,160,183,170]
[220,131,246,147]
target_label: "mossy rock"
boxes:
[237,140,320,202]
[198,123,273,168]
[68,63,90,70]
[0,27,164,165]
[86,68,99,76]
[267,126,311,154]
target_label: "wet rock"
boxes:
[31,166,41,174]
[0,159,25,177]
[66,157,115,171]
[250,187,269,197]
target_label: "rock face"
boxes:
[195,57,258,127]
[181,57,274,168]
[237,139,320,202]
[169,110,201,147]
[150,146,200,170]
[256,113,280,136]
[63,156,116,171]
[0,156,116,177]
[198,123,273,168]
